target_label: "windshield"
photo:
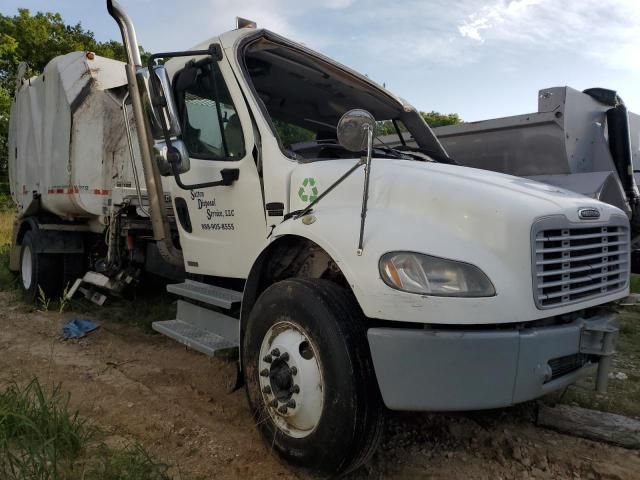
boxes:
[242,34,450,163]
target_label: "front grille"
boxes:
[547,354,590,382]
[533,217,629,308]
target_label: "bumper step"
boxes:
[167,280,242,309]
[152,299,239,357]
[153,319,236,356]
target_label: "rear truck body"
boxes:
[6,1,629,475]
[7,50,181,299]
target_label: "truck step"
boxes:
[152,320,236,356]
[152,300,239,357]
[167,280,242,309]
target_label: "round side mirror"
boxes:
[337,109,377,152]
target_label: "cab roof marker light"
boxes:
[237,17,257,29]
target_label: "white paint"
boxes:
[259,321,324,439]
[20,245,32,290]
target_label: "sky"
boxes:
[3,0,640,121]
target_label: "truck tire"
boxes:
[243,278,384,476]
[19,230,60,302]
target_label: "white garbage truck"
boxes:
[7,0,628,474]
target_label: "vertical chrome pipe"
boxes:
[106,0,142,67]
[107,0,182,266]
[357,125,373,256]
[121,92,149,217]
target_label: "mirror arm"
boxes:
[147,44,231,191]
[357,125,374,255]
[147,46,216,137]
[147,44,222,71]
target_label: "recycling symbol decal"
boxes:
[298,177,319,202]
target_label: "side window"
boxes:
[175,61,245,160]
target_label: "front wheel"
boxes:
[243,278,383,476]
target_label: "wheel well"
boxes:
[240,235,350,357]
[16,218,36,245]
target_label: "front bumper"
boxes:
[367,313,618,411]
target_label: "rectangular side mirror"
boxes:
[136,65,189,175]
[137,66,181,139]
[153,140,190,176]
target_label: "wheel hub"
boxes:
[21,245,33,290]
[269,357,294,401]
[259,321,324,439]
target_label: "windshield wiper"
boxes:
[396,145,458,165]
[371,142,420,160]
[376,145,413,157]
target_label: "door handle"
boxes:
[172,167,240,190]
[219,168,240,186]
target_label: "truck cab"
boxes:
[148,25,628,473]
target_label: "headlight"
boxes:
[379,252,495,297]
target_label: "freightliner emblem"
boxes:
[578,207,600,220]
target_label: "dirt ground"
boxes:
[0,290,638,480]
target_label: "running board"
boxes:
[167,279,242,309]
[152,300,239,357]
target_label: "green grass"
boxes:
[90,443,172,480]
[0,210,17,291]
[0,208,13,245]
[545,300,640,419]
[0,378,171,480]
[0,379,93,478]
[0,191,14,213]
[0,243,18,291]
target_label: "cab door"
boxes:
[169,51,265,279]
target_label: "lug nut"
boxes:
[269,399,278,408]
[290,366,298,376]
[286,399,296,408]
[280,352,290,361]
[262,385,272,394]
[278,405,288,414]
[263,354,273,363]
[260,368,270,377]
[290,384,300,394]
[271,348,280,357]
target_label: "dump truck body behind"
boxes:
[432,87,639,227]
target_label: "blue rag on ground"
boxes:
[62,319,99,339]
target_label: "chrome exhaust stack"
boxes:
[106,0,183,266]
[106,0,142,67]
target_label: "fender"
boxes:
[9,217,37,271]
[239,227,360,366]
[10,217,87,271]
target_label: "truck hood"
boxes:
[289,159,621,227]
